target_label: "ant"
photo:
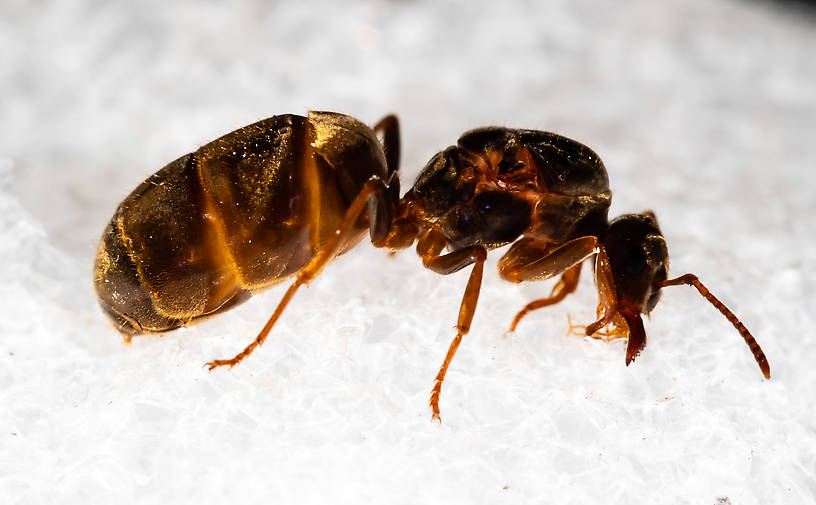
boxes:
[94,111,770,421]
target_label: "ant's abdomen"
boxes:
[94,115,314,334]
[93,152,252,334]
[94,112,388,335]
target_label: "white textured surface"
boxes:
[1,0,815,504]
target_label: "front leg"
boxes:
[508,263,582,332]
[498,236,600,330]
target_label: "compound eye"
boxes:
[623,245,647,276]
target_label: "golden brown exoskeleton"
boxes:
[94,112,770,421]
[94,112,399,335]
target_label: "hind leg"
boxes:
[206,177,393,370]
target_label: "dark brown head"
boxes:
[602,211,668,315]
[595,211,769,379]
[596,211,668,365]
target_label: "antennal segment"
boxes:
[662,273,770,379]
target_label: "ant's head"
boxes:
[602,211,668,316]
[595,211,770,379]
[594,211,668,365]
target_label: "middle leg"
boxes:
[417,230,488,421]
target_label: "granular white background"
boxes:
[1,0,815,504]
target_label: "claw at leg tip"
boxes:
[431,406,442,423]
[205,360,224,371]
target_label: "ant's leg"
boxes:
[366,115,401,247]
[418,230,488,421]
[508,263,582,332]
[373,115,400,177]
[206,178,391,370]
[372,115,422,251]
[498,236,599,330]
